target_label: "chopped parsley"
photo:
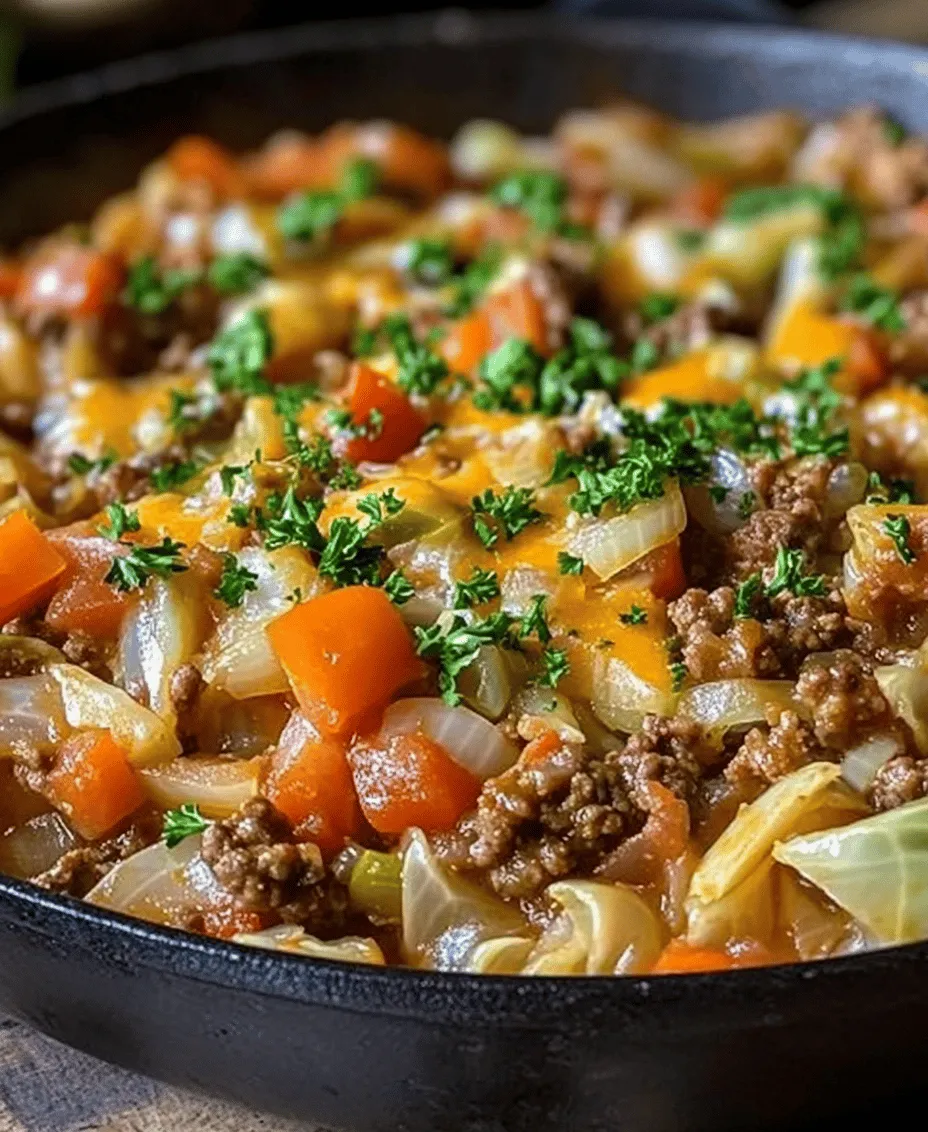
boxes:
[98,502,140,541]
[520,594,552,644]
[783,359,849,458]
[474,338,545,412]
[444,245,502,317]
[150,460,201,492]
[356,487,405,525]
[765,546,827,599]
[68,450,116,477]
[639,292,680,324]
[538,647,570,688]
[105,538,187,593]
[557,551,584,576]
[162,803,209,848]
[884,513,917,564]
[453,566,501,609]
[471,485,544,548]
[207,252,269,295]
[619,605,648,625]
[123,256,200,315]
[840,274,906,333]
[489,170,585,238]
[670,660,688,693]
[380,314,450,397]
[278,157,379,243]
[384,569,415,605]
[866,472,915,505]
[208,309,274,395]
[214,553,259,608]
[405,238,455,286]
[738,490,757,520]
[260,487,325,553]
[219,463,250,496]
[414,611,517,705]
[734,573,763,619]
[340,157,380,202]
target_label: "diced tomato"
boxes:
[484,279,549,355]
[264,729,362,855]
[0,512,67,625]
[267,586,424,737]
[16,245,123,320]
[166,135,244,198]
[46,729,145,840]
[340,362,426,464]
[348,729,481,834]
[45,524,137,639]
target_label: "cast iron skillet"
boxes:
[2,14,928,1131]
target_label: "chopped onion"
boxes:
[450,120,524,181]
[500,566,557,616]
[140,757,264,819]
[823,462,869,519]
[678,679,796,743]
[380,698,518,780]
[875,663,928,753]
[0,674,66,759]
[514,685,585,744]
[0,636,65,679]
[567,482,686,582]
[456,645,518,722]
[684,450,752,536]
[841,735,901,793]
[233,925,385,966]
[119,573,208,726]
[591,654,675,733]
[200,546,322,700]
[625,222,689,290]
[50,663,180,766]
[401,829,527,970]
[86,836,201,923]
[211,204,267,258]
[0,813,77,879]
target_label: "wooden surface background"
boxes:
[0,1015,314,1132]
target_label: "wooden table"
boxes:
[0,1015,315,1132]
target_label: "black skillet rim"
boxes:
[2,9,928,1022]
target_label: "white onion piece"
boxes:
[514,685,585,744]
[211,204,267,258]
[380,698,518,780]
[233,924,385,966]
[0,813,78,879]
[684,449,753,536]
[401,829,527,970]
[626,223,689,290]
[876,663,928,754]
[591,654,675,733]
[0,674,66,758]
[457,645,518,722]
[841,735,901,793]
[567,482,686,582]
[450,120,524,181]
[200,546,322,700]
[823,462,868,519]
[86,836,202,923]
[119,573,207,726]
[678,679,796,743]
[140,757,264,819]
[50,664,180,766]
[500,566,557,616]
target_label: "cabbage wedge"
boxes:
[773,797,928,946]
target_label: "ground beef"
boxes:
[622,299,737,360]
[169,663,204,750]
[200,798,328,918]
[436,717,712,901]
[724,710,823,789]
[34,810,162,898]
[890,291,928,377]
[1,616,111,682]
[870,755,928,811]
[764,590,853,669]
[794,651,892,750]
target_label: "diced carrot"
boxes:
[0,260,22,301]
[374,124,452,199]
[243,136,329,198]
[641,539,687,601]
[439,310,492,374]
[767,302,889,396]
[166,136,244,198]
[844,329,889,396]
[0,512,67,625]
[348,729,481,834]
[46,729,145,840]
[519,730,562,769]
[622,351,743,408]
[652,940,738,975]
[484,279,549,355]
[671,175,729,227]
[909,198,928,237]
[17,245,123,320]
[340,362,426,464]
[265,730,362,855]
[267,586,424,737]
[45,525,136,639]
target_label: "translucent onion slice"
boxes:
[50,663,180,766]
[0,674,66,759]
[591,654,675,734]
[683,449,752,536]
[841,735,901,793]
[678,679,796,744]
[140,757,264,820]
[233,925,385,966]
[401,829,527,970]
[380,698,518,780]
[86,836,202,923]
[567,482,686,582]
[0,813,78,879]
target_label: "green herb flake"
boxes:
[557,551,584,576]
[384,569,415,606]
[471,485,544,548]
[538,647,570,688]
[207,252,269,295]
[207,309,274,396]
[764,546,827,599]
[98,502,140,542]
[884,513,917,565]
[453,566,501,609]
[734,573,763,619]
[162,803,209,848]
[214,553,259,608]
[105,538,187,593]
[619,604,648,625]
[123,256,201,315]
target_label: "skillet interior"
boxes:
[2,14,928,1131]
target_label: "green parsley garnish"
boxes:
[214,553,259,608]
[884,513,917,564]
[340,157,380,201]
[520,594,552,644]
[356,487,405,525]
[557,551,584,576]
[317,518,383,587]
[734,573,763,619]
[384,570,415,606]
[453,566,501,609]
[670,660,688,693]
[765,546,827,599]
[414,611,517,705]
[444,245,502,317]
[489,170,585,238]
[738,490,757,520]
[149,460,201,492]
[278,157,379,243]
[207,252,268,295]
[219,464,249,496]
[840,274,906,333]
[639,293,680,324]
[619,605,648,625]
[783,359,849,458]
[866,472,915,505]
[405,238,455,286]
[260,487,325,553]
[68,450,116,477]
[228,503,252,528]
[123,256,201,315]
[381,314,449,397]
[105,538,187,593]
[98,502,140,541]
[538,647,570,688]
[207,309,274,395]
[162,803,209,848]
[471,485,544,548]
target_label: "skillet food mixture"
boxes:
[4,106,928,976]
